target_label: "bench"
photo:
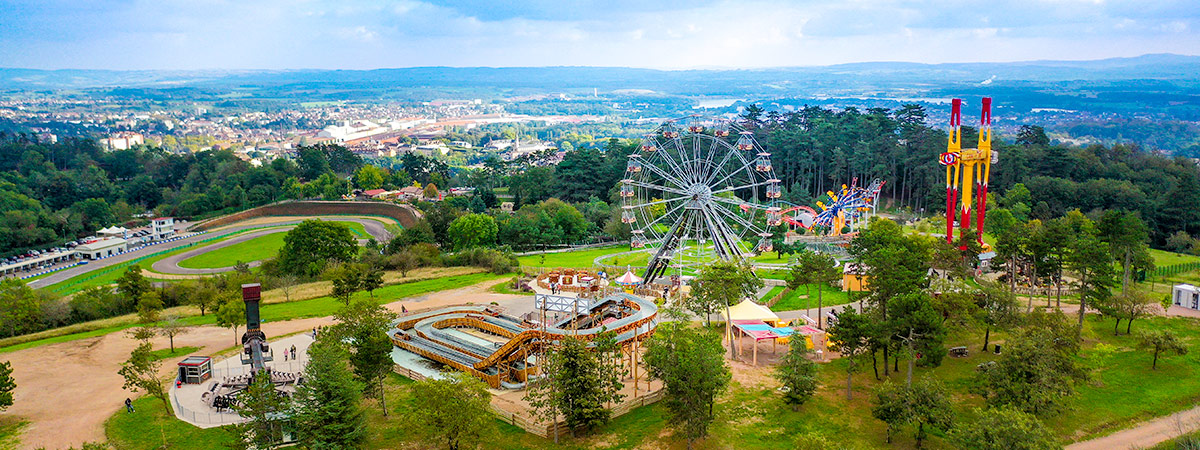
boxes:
[950,346,969,357]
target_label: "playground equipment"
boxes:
[621,116,780,285]
[940,98,996,247]
[388,292,658,388]
[199,284,303,410]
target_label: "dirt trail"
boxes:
[1067,408,1200,450]
[5,277,517,450]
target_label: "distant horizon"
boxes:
[2,52,1198,73]
[3,1,1198,71]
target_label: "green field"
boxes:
[149,346,201,361]
[177,232,287,269]
[1150,248,1200,267]
[769,284,853,312]
[519,246,636,268]
[106,397,234,450]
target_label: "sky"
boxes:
[0,0,1198,70]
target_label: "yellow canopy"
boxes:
[720,299,783,325]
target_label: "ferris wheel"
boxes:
[620,116,781,284]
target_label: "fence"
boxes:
[1147,262,1200,279]
[492,388,665,438]
[171,387,245,426]
[765,287,792,308]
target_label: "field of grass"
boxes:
[105,397,234,450]
[769,285,853,312]
[1150,248,1200,267]
[0,416,26,450]
[519,246,638,269]
[149,346,201,361]
[177,232,287,269]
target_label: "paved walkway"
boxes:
[170,333,315,428]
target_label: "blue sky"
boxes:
[0,0,1197,70]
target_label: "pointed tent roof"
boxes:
[720,299,781,323]
[616,271,643,285]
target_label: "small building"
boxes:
[77,238,127,259]
[1173,284,1200,310]
[358,189,388,200]
[176,356,213,384]
[842,263,870,292]
[152,218,175,240]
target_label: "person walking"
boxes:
[125,398,134,413]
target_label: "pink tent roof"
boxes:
[616,271,643,285]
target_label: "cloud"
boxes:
[0,0,1196,69]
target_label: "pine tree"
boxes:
[291,340,367,449]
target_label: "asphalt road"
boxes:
[27,217,392,288]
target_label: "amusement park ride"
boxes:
[619,116,885,284]
[940,98,996,248]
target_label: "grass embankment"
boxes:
[759,285,785,302]
[177,233,287,269]
[0,267,500,354]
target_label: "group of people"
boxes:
[281,344,298,361]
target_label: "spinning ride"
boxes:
[621,116,779,284]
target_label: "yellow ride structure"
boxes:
[939,98,996,247]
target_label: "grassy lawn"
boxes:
[1150,248,1200,267]
[150,346,201,361]
[519,246,638,269]
[769,285,852,312]
[105,397,234,450]
[177,232,287,269]
[0,416,26,450]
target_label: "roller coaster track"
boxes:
[389,293,658,388]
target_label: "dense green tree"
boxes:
[352,164,385,190]
[276,220,358,276]
[0,278,45,338]
[409,373,496,450]
[643,309,731,450]
[827,308,873,400]
[446,213,498,250]
[949,406,1057,450]
[975,282,1020,352]
[0,361,14,411]
[231,371,290,450]
[291,339,367,449]
[333,298,398,415]
[525,334,624,437]
[774,337,819,411]
[871,379,953,449]
[1061,211,1116,339]
[972,310,1085,415]
[215,294,245,347]
[688,261,763,345]
[116,265,152,304]
[850,218,930,372]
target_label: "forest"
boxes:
[2,101,1199,258]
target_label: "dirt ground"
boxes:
[5,277,516,450]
